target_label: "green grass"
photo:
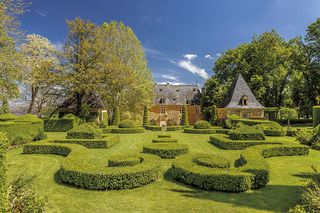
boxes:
[7,130,320,213]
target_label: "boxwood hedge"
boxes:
[228,124,265,140]
[44,118,78,132]
[118,119,136,128]
[66,124,102,139]
[166,126,183,131]
[111,127,145,134]
[23,143,161,190]
[108,155,141,167]
[144,126,162,131]
[192,154,230,169]
[194,120,212,129]
[53,137,118,149]
[0,133,9,211]
[210,134,281,150]
[172,145,309,192]
[143,143,188,159]
[313,106,320,127]
[184,128,216,134]
[158,134,171,138]
[152,138,178,143]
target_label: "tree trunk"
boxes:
[75,91,85,116]
[28,86,38,114]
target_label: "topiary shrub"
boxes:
[0,113,18,121]
[296,130,313,146]
[44,118,78,132]
[194,120,211,129]
[108,155,141,167]
[254,122,286,136]
[142,106,149,126]
[313,106,320,127]
[181,105,189,126]
[228,124,266,140]
[143,143,188,159]
[23,143,161,190]
[0,133,9,211]
[54,137,118,149]
[66,123,101,139]
[112,106,120,126]
[118,119,135,128]
[111,127,145,134]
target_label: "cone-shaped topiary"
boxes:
[313,106,320,127]
[211,105,217,125]
[112,106,120,126]
[181,105,189,126]
[143,106,149,126]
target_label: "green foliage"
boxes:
[210,134,280,150]
[295,130,313,145]
[119,119,135,128]
[7,173,47,212]
[142,106,149,126]
[111,127,145,134]
[143,143,188,159]
[181,105,189,126]
[166,126,183,131]
[0,99,9,114]
[11,134,32,146]
[23,143,161,190]
[158,134,171,138]
[112,106,120,126]
[254,122,286,136]
[279,108,298,128]
[0,133,9,211]
[0,113,18,121]
[14,114,42,123]
[229,124,266,140]
[203,105,218,125]
[144,126,162,131]
[313,106,320,127]
[201,77,226,110]
[79,103,94,122]
[44,118,78,132]
[194,120,211,129]
[54,137,118,149]
[184,128,216,134]
[108,155,141,167]
[193,154,230,169]
[66,123,101,139]
[101,111,108,127]
[152,138,178,143]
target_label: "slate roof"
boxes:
[154,83,201,105]
[219,73,264,109]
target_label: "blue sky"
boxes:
[20,0,320,85]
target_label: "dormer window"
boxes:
[176,89,179,92]
[159,98,165,104]
[159,89,163,92]
[241,95,248,106]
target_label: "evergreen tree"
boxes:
[181,105,189,126]
[142,106,149,126]
[112,106,120,126]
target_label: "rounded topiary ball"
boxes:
[194,120,212,129]
[118,119,136,128]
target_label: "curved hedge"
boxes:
[67,124,101,139]
[111,127,145,134]
[228,124,265,140]
[143,143,188,159]
[184,128,216,134]
[23,143,161,190]
[193,154,230,169]
[108,155,141,167]
[313,106,320,127]
[172,145,309,192]
[210,134,281,150]
[152,138,178,143]
[53,137,118,149]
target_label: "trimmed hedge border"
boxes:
[23,143,161,190]
[158,134,171,138]
[276,119,313,125]
[172,145,309,192]
[152,138,178,143]
[53,137,118,149]
[210,134,281,150]
[193,154,230,169]
[143,143,188,159]
[144,126,162,131]
[44,118,77,132]
[111,127,145,134]
[166,126,183,131]
[108,155,141,167]
[184,128,216,134]
[262,129,286,136]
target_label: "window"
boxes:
[159,98,165,104]
[242,112,249,118]
[193,88,196,92]
[186,100,191,104]
[160,107,166,114]
[173,98,176,102]
[196,106,201,115]
[241,95,248,106]
[179,106,183,114]
[176,89,180,92]
[159,89,163,92]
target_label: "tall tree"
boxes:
[20,34,59,113]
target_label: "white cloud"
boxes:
[160,74,178,81]
[157,81,186,85]
[215,53,221,57]
[183,54,197,60]
[204,54,214,60]
[175,60,209,79]
[35,10,47,17]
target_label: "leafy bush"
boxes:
[14,114,42,123]
[0,133,9,211]
[118,119,135,128]
[184,128,216,134]
[108,155,141,167]
[194,120,211,129]
[44,118,78,132]
[62,113,81,124]
[313,106,320,127]
[0,113,18,121]
[111,127,145,134]
[210,134,280,150]
[254,122,286,136]
[66,123,101,139]
[7,173,47,212]
[277,119,313,125]
[296,130,313,146]
[54,137,118,149]
[23,143,161,190]
[143,143,188,159]
[11,134,32,146]
[229,124,266,140]
[152,138,178,143]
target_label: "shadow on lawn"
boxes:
[164,168,303,212]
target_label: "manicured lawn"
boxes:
[7,131,320,213]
